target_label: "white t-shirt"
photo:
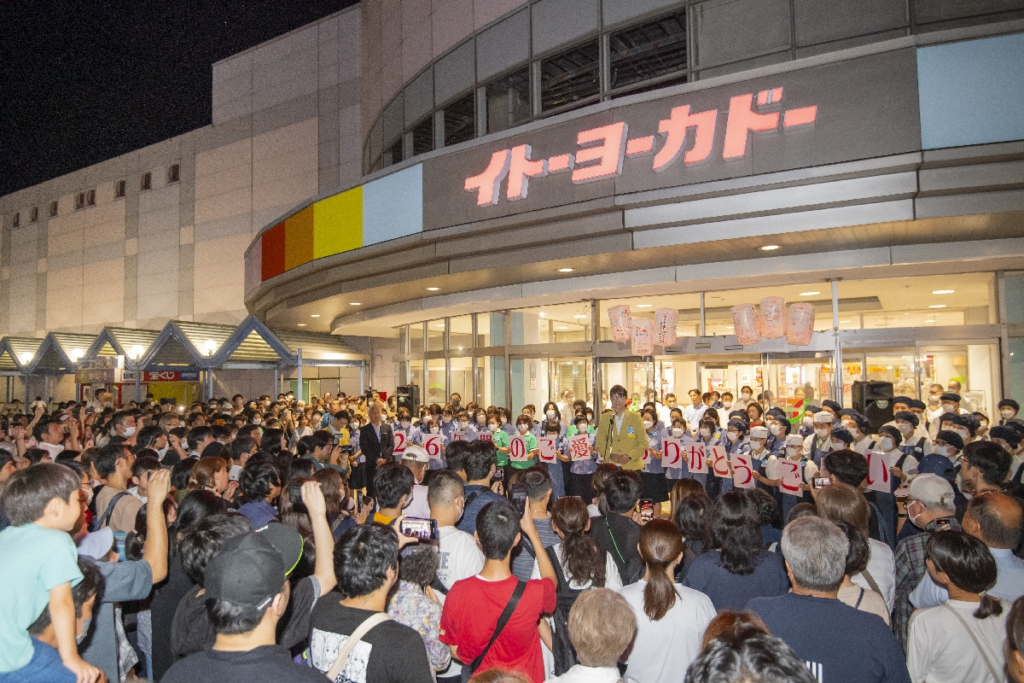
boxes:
[403,484,430,519]
[851,538,895,612]
[617,580,716,683]
[436,525,485,591]
[530,542,623,590]
[907,599,1008,683]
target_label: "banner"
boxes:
[538,437,558,463]
[662,438,683,469]
[568,434,591,462]
[731,453,755,489]
[510,435,529,462]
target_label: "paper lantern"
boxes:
[608,305,632,343]
[731,304,762,345]
[632,318,654,356]
[760,296,787,339]
[654,308,678,346]
[786,302,816,346]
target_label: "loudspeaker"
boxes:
[852,381,894,433]
[396,385,419,414]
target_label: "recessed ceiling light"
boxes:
[436,324,444,328]
[760,245,780,251]
[573,314,587,319]
[929,304,946,309]
[297,323,307,327]
[349,302,361,306]
[636,304,653,308]
[932,289,954,294]
[539,312,545,317]
[427,287,439,291]
[555,326,568,330]
[840,320,851,323]
[557,268,574,273]
[310,314,320,318]
[726,326,735,330]
[800,291,820,296]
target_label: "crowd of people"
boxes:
[3,382,1024,683]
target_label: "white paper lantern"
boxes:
[608,305,632,343]
[654,308,678,346]
[731,304,762,345]
[786,302,816,346]
[760,296,787,339]
[632,318,654,356]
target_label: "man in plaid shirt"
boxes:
[892,474,959,649]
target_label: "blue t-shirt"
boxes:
[682,548,789,611]
[0,524,83,672]
[746,593,911,683]
[455,485,506,535]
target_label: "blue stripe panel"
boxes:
[918,33,1024,150]
[362,163,424,246]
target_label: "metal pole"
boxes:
[24,373,30,406]
[208,369,215,400]
[700,292,706,337]
[359,363,365,394]
[273,366,279,400]
[296,348,303,403]
[135,368,141,403]
[831,279,840,330]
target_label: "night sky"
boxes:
[0,0,358,197]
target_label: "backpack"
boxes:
[546,545,605,676]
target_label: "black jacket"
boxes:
[588,513,644,585]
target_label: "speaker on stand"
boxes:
[852,381,895,434]
[396,385,420,415]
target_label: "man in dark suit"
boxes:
[358,402,394,497]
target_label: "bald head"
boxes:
[965,492,1023,550]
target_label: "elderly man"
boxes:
[746,516,910,683]
[357,402,395,497]
[891,474,960,648]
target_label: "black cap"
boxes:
[894,411,919,428]
[892,396,913,407]
[910,399,927,411]
[830,427,854,445]
[999,399,1020,412]
[255,521,304,576]
[940,392,962,403]
[990,425,1021,448]
[822,400,842,413]
[935,430,964,452]
[878,424,903,447]
[204,532,285,618]
[727,418,749,435]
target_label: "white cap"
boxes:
[907,473,955,508]
[786,434,805,447]
[813,412,834,424]
[77,527,114,560]
[750,426,769,439]
[402,444,431,464]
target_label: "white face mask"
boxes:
[727,432,739,442]
[1002,409,1016,420]
[488,423,499,433]
[672,428,684,438]
[430,426,440,434]
[458,421,469,430]
[123,426,136,437]
[350,422,360,430]
[156,446,169,459]
[954,427,970,440]
[815,428,829,439]
[700,428,711,438]
[400,420,411,429]
[769,424,783,436]
[942,403,956,414]
[252,417,262,425]
[786,447,801,458]
[802,417,814,427]
[896,422,913,435]
[956,472,973,499]
[546,411,556,420]
[643,421,654,430]
[936,444,954,458]
[722,401,733,409]
[518,424,529,433]
[877,436,894,451]
[750,440,765,452]
[741,393,751,400]
[477,415,487,425]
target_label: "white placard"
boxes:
[662,438,683,470]
[510,435,529,462]
[393,431,407,455]
[423,435,444,459]
[710,446,731,478]
[732,453,755,489]
[866,451,892,493]
[778,459,803,497]
[538,437,558,463]
[568,434,591,462]
[687,442,708,474]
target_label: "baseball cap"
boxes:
[76,527,114,559]
[255,521,304,576]
[401,444,430,464]
[907,473,955,508]
[204,532,285,617]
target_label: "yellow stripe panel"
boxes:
[284,206,314,271]
[314,186,363,259]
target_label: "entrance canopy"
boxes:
[0,337,44,374]
[84,327,162,369]
[29,333,98,375]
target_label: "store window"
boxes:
[476,355,506,408]
[49,200,58,217]
[443,92,476,147]
[427,319,446,353]
[512,303,590,345]
[476,312,506,348]
[512,357,549,416]
[837,273,994,330]
[540,40,600,112]
[450,316,473,351]
[411,117,433,157]
[486,67,531,134]
[1005,272,1024,323]
[599,293,702,341]
[426,359,447,405]
[384,137,404,167]
[115,180,126,198]
[409,359,424,405]
[140,172,152,191]
[609,10,688,92]
[920,344,1000,418]
[551,357,592,413]
[409,322,424,354]
[30,207,38,223]
[450,357,473,406]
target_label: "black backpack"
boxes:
[546,545,605,676]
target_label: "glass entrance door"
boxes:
[764,351,836,420]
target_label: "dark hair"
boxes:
[786,502,817,525]
[296,434,318,457]
[708,492,762,576]
[673,495,711,549]
[373,462,415,509]
[427,468,465,507]
[1007,596,1024,661]
[964,440,1013,486]
[465,440,498,481]
[230,436,257,463]
[603,471,641,515]
[926,530,1002,619]
[135,425,165,451]
[399,544,439,586]
[477,501,522,560]
[178,513,252,585]
[132,454,161,481]
[170,458,197,492]
[94,443,130,479]
[334,524,399,598]
[748,489,781,529]
[444,440,473,473]
[186,426,213,451]
[173,490,228,535]
[685,633,817,683]
[821,449,868,488]
[259,428,286,456]
[639,520,685,621]
[314,468,345,518]
[0,462,81,526]
[522,466,552,502]
[206,596,266,635]
[832,520,869,576]
[551,497,605,588]
[28,557,104,635]
[240,459,281,502]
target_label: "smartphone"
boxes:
[492,468,504,482]
[289,482,306,510]
[510,484,527,517]
[356,490,364,508]
[399,517,439,541]
[813,477,831,488]
[639,498,655,523]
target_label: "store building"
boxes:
[3,1,1024,413]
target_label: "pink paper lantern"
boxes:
[786,302,816,346]
[731,304,762,345]
[608,305,632,343]
[654,308,678,346]
[760,296,787,339]
[632,318,654,356]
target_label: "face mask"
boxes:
[741,393,752,400]
[954,427,970,440]
[769,424,783,436]
[430,426,440,434]
[786,447,801,458]
[477,415,487,425]
[546,411,556,420]
[672,428,684,438]
[350,422,360,430]
[252,417,261,425]
[488,423,499,433]
[907,501,925,530]
[896,422,913,435]
[643,421,654,430]
[815,428,829,439]
[877,436,894,451]
[722,401,733,409]
[518,424,529,433]
[77,617,92,645]
[400,421,410,429]
[942,404,956,414]
[956,472,973,500]
[700,428,711,438]
[577,424,588,434]
[830,441,846,450]
[936,444,954,458]
[458,421,469,430]
[156,446,169,459]
[751,440,765,451]
[123,426,136,437]
[727,432,739,442]
[802,416,814,427]
[1002,409,1016,420]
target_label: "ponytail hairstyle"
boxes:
[926,530,1003,619]
[551,497,605,588]
[638,520,685,621]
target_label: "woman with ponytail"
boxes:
[618,520,716,683]
[907,530,1008,683]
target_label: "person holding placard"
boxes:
[710,419,750,499]
[748,426,777,499]
[539,421,567,500]
[755,434,817,522]
[510,415,539,471]
[453,410,479,443]
[664,417,694,491]
[419,419,449,471]
[594,385,646,472]
[639,409,669,513]
[567,416,597,501]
